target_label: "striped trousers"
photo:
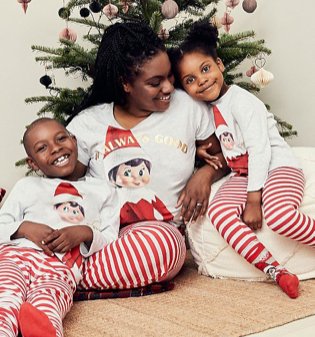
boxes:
[0,221,185,337]
[208,167,315,268]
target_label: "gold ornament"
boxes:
[210,15,223,29]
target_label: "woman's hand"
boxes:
[177,165,212,223]
[242,191,263,230]
[12,221,55,256]
[43,225,93,254]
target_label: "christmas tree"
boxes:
[17,0,296,170]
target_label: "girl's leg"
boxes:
[20,253,76,337]
[208,176,299,298]
[79,221,186,290]
[263,166,315,245]
[0,247,28,337]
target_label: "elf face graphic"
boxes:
[104,126,152,188]
[53,182,85,224]
[213,105,234,151]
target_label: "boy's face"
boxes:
[25,120,78,179]
[177,51,227,102]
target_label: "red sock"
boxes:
[276,271,300,299]
[19,302,57,337]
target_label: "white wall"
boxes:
[1,0,315,194]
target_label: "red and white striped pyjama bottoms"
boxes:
[0,221,186,337]
[208,166,314,267]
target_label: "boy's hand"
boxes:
[15,221,55,256]
[43,225,93,254]
[196,143,222,170]
[242,191,263,230]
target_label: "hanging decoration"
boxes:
[103,3,119,19]
[59,27,77,42]
[158,27,170,40]
[161,0,179,19]
[58,7,71,19]
[89,1,102,13]
[245,65,257,77]
[224,0,240,9]
[220,11,234,33]
[80,7,90,18]
[242,0,257,13]
[39,75,52,88]
[250,54,274,88]
[120,0,131,14]
[17,0,31,14]
[210,15,223,29]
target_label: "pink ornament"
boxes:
[103,3,119,19]
[161,0,179,19]
[245,66,257,77]
[224,0,240,9]
[158,27,170,40]
[59,28,77,42]
[221,12,234,33]
[242,0,257,13]
[17,0,31,14]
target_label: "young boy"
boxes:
[0,117,119,337]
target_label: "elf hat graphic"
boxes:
[103,126,150,173]
[213,105,229,135]
[53,182,83,204]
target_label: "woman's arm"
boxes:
[177,133,230,223]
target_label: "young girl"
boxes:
[168,20,313,299]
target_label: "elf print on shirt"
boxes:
[103,126,173,227]
[53,182,85,269]
[213,105,249,176]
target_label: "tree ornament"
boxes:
[80,7,90,18]
[250,68,274,88]
[210,15,222,29]
[17,0,31,14]
[161,0,179,19]
[120,0,130,13]
[158,27,170,40]
[242,0,257,13]
[59,27,77,42]
[224,0,240,9]
[58,7,71,19]
[221,12,234,32]
[245,65,257,77]
[39,75,52,89]
[89,1,102,13]
[103,3,119,19]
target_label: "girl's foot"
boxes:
[255,262,299,298]
[18,302,57,337]
[276,269,300,299]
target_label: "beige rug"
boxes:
[64,253,315,337]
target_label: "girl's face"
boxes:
[122,51,174,116]
[177,51,228,103]
[115,162,150,188]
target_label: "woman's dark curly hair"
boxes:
[67,21,166,123]
[168,20,219,89]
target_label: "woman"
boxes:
[66,21,228,290]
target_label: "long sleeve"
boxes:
[0,180,26,243]
[80,182,120,257]
[232,97,271,191]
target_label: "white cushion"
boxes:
[187,147,315,281]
